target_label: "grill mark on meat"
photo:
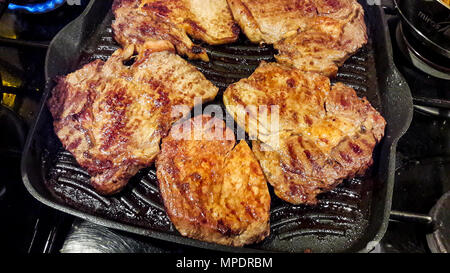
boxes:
[297,0,317,13]
[155,89,170,108]
[348,142,362,155]
[289,184,306,202]
[225,62,386,205]
[139,24,157,38]
[281,161,303,177]
[339,151,352,163]
[184,18,207,35]
[340,95,349,107]
[67,138,82,151]
[359,137,372,149]
[287,141,303,173]
[323,0,342,10]
[101,87,132,151]
[292,112,299,123]
[304,149,321,174]
[217,219,238,236]
[304,149,312,160]
[87,158,114,176]
[249,161,261,176]
[142,1,171,17]
[304,115,313,126]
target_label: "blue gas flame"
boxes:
[8,0,65,13]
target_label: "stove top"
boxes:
[1,1,449,253]
[376,3,450,253]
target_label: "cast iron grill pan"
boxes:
[21,0,413,253]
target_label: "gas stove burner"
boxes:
[8,0,65,14]
[396,22,450,80]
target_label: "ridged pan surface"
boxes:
[22,0,413,253]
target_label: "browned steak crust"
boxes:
[112,0,239,61]
[226,0,367,76]
[48,42,218,195]
[156,115,271,246]
[224,62,386,204]
[274,1,367,76]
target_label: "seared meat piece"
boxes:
[274,2,367,76]
[226,0,317,44]
[226,0,367,76]
[112,0,239,61]
[226,0,361,43]
[223,62,386,204]
[48,41,218,195]
[156,115,270,246]
[223,62,331,148]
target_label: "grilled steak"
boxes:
[47,41,218,195]
[274,2,367,76]
[223,62,386,204]
[112,0,239,62]
[156,115,270,246]
[226,0,367,76]
[226,0,316,44]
